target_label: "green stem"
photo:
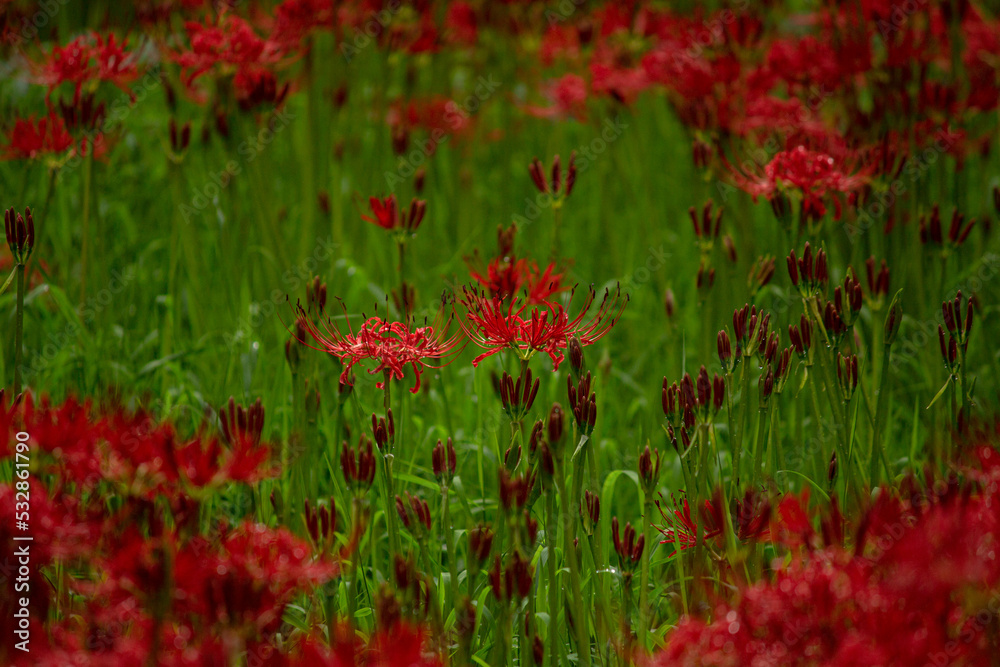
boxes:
[79,151,94,305]
[732,361,752,495]
[637,496,653,650]
[550,202,563,261]
[545,488,561,667]
[752,404,770,487]
[870,343,893,487]
[13,264,25,395]
[558,448,590,667]
[441,483,458,614]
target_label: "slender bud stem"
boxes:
[13,262,24,397]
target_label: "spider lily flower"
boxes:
[865,256,891,308]
[939,291,974,374]
[833,271,864,328]
[568,371,597,435]
[787,242,828,296]
[747,255,776,299]
[170,15,286,90]
[362,194,426,234]
[303,498,337,550]
[528,152,577,199]
[32,32,141,101]
[395,492,432,539]
[341,434,377,493]
[919,205,975,250]
[291,300,462,394]
[836,352,859,402]
[611,517,645,577]
[728,144,870,225]
[218,397,265,448]
[655,494,722,556]
[4,207,35,265]
[431,437,457,483]
[788,315,813,359]
[466,224,567,304]
[2,114,75,162]
[499,367,540,422]
[457,284,627,369]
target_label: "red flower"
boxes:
[234,66,290,110]
[526,74,589,120]
[271,0,335,49]
[655,494,722,556]
[457,284,627,369]
[468,256,566,305]
[444,2,478,46]
[33,32,140,99]
[465,224,567,304]
[293,302,462,393]
[3,113,75,161]
[730,144,870,221]
[361,195,426,233]
[171,15,286,89]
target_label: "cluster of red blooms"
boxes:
[0,389,443,665]
[530,1,997,233]
[465,224,567,304]
[653,439,1000,666]
[0,393,273,500]
[457,282,627,370]
[292,301,463,394]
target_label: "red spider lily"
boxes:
[656,488,770,556]
[234,66,290,110]
[386,96,473,147]
[2,394,275,499]
[655,494,722,556]
[170,15,287,90]
[466,224,567,304]
[292,301,463,393]
[467,255,566,304]
[32,32,141,100]
[654,459,1000,667]
[457,284,627,369]
[270,0,335,49]
[729,144,870,222]
[2,113,75,161]
[444,1,478,46]
[92,521,337,642]
[525,73,589,120]
[361,194,426,233]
